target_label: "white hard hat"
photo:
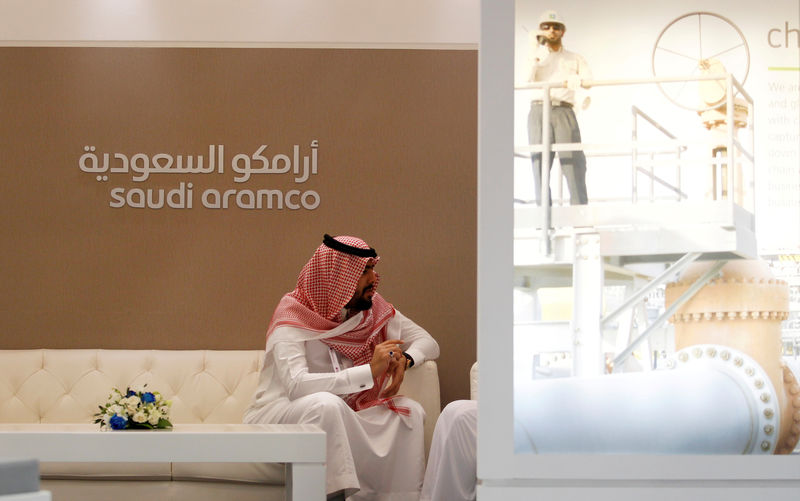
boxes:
[539,10,566,29]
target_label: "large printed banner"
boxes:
[511,0,798,455]
[514,0,799,253]
[0,47,477,405]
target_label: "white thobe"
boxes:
[244,310,440,500]
[420,400,477,501]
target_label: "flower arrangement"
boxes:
[94,385,173,430]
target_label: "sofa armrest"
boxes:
[397,360,440,458]
[469,361,479,401]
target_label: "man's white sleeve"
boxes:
[387,310,440,367]
[527,34,549,83]
[272,341,374,400]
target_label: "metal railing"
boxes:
[631,105,687,203]
[514,73,755,256]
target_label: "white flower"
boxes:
[132,411,147,423]
[126,399,141,414]
[148,413,161,425]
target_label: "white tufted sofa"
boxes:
[0,349,441,501]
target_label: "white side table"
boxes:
[0,424,325,501]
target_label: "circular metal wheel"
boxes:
[652,11,750,112]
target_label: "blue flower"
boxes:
[126,389,136,397]
[142,392,156,404]
[109,414,128,430]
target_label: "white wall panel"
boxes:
[0,0,479,47]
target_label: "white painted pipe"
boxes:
[514,345,778,454]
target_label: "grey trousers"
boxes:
[528,102,588,205]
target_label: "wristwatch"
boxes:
[402,352,414,368]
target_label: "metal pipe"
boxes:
[676,136,682,201]
[519,140,713,154]
[514,349,774,454]
[611,260,726,368]
[631,107,638,203]
[732,138,754,162]
[515,73,755,91]
[556,161,564,205]
[632,105,678,139]
[601,252,701,328]
[731,76,755,107]
[572,232,603,377]
[727,73,736,202]
[632,167,686,197]
[714,149,723,200]
[540,88,552,256]
[649,152,655,202]
[749,100,756,213]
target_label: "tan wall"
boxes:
[0,47,476,406]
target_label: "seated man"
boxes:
[244,234,439,501]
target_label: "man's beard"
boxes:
[347,296,373,312]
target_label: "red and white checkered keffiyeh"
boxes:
[267,235,408,415]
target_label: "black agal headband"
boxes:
[322,234,377,258]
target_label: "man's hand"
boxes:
[536,31,548,46]
[380,354,408,398]
[565,75,582,91]
[369,339,404,380]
